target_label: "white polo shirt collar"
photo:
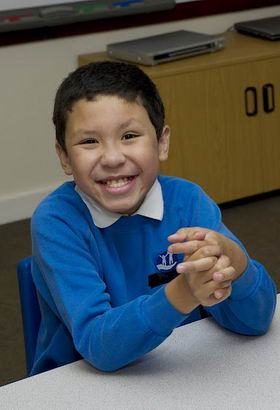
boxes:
[75,178,163,228]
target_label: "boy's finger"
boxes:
[177,256,217,274]
[211,254,230,272]
[189,244,222,260]
[213,285,232,300]
[168,228,207,243]
[168,240,208,255]
[213,279,232,289]
[192,231,207,241]
[212,266,236,282]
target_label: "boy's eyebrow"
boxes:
[118,118,145,131]
[73,118,142,138]
[73,129,97,137]
[118,118,139,128]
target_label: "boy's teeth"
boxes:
[106,178,129,188]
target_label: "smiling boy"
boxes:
[56,95,169,215]
[31,61,276,375]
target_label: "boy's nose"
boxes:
[100,145,126,168]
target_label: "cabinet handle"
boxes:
[262,83,275,113]
[245,87,258,116]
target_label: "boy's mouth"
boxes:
[99,176,135,188]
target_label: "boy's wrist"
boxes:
[223,237,248,278]
[165,273,199,314]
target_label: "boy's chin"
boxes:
[105,201,142,216]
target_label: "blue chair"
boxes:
[17,257,41,375]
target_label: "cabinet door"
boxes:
[156,61,269,203]
[258,58,280,192]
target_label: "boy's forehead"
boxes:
[67,95,146,120]
[65,95,152,133]
[69,94,143,110]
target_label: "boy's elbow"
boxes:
[81,345,128,372]
[88,357,126,373]
[97,364,122,373]
[248,327,269,337]
[254,320,274,336]
[242,315,275,336]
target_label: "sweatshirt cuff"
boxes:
[141,285,190,337]
[230,259,259,300]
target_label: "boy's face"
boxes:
[56,95,170,215]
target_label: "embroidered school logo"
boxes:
[156,251,178,272]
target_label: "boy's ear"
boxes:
[158,125,170,162]
[55,142,73,176]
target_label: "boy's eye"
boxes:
[122,133,139,141]
[80,138,98,145]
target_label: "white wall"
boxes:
[1,6,280,224]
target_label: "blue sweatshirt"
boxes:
[31,175,276,375]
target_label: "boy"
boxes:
[31,61,276,375]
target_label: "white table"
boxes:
[1,297,280,410]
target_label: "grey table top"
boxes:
[1,295,279,410]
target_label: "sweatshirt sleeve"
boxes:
[32,203,188,372]
[206,258,276,335]
[189,185,277,335]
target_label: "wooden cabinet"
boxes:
[79,32,280,203]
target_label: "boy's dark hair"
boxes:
[53,61,165,152]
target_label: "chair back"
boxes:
[17,257,41,375]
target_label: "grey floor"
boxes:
[1,192,280,387]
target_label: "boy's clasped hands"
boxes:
[167,228,247,310]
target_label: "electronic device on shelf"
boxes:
[235,15,280,40]
[107,30,225,66]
